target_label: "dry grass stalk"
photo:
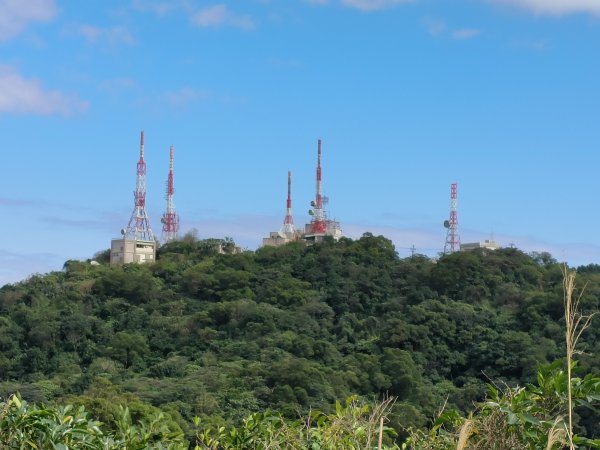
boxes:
[562,267,596,450]
[367,396,396,449]
[455,419,473,450]
[378,416,384,450]
[545,416,567,450]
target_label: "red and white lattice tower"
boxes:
[124,131,155,241]
[443,182,460,254]
[309,139,327,234]
[161,145,179,242]
[281,170,295,236]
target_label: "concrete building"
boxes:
[263,231,301,247]
[460,239,500,251]
[110,238,156,265]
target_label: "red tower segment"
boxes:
[161,145,180,243]
[309,139,327,234]
[281,170,295,235]
[287,170,292,211]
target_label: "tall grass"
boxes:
[562,267,596,450]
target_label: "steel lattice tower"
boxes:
[309,139,327,234]
[124,131,155,241]
[161,145,179,242]
[281,170,295,236]
[443,182,460,254]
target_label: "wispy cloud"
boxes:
[491,0,600,16]
[423,17,446,36]
[423,18,481,40]
[0,65,88,115]
[42,216,117,230]
[0,197,45,207]
[0,0,57,41]
[191,4,255,30]
[98,77,137,94]
[131,0,180,16]
[0,249,65,286]
[465,229,600,267]
[452,28,481,39]
[340,0,413,11]
[0,196,111,215]
[132,1,256,31]
[2,208,599,284]
[76,24,135,45]
[184,210,600,268]
[512,38,547,51]
[163,87,209,106]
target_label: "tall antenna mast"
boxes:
[124,131,154,241]
[309,139,327,234]
[281,170,295,235]
[443,182,460,254]
[161,145,179,242]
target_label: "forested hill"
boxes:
[1,233,600,441]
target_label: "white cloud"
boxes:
[0,66,88,115]
[452,28,481,39]
[0,0,56,41]
[491,0,600,16]
[191,4,255,30]
[77,25,135,45]
[340,0,413,11]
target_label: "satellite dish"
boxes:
[443,220,450,229]
[310,201,316,207]
[161,218,165,223]
[308,209,314,215]
[120,228,126,235]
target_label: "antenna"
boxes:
[443,182,460,254]
[124,131,155,241]
[281,170,295,236]
[309,139,327,234]
[161,145,180,243]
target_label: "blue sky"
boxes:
[1,0,600,284]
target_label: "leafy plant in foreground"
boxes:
[195,395,399,449]
[0,394,187,449]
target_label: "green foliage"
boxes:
[1,235,600,444]
[196,395,400,449]
[405,362,600,449]
[0,394,186,449]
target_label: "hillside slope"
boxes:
[1,233,599,440]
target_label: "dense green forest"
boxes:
[1,233,600,447]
